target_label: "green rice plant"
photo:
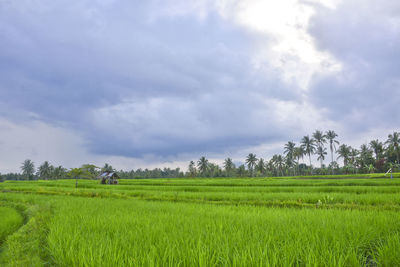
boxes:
[0,207,23,244]
[1,177,400,266]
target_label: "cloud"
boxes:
[0,0,398,171]
[308,0,400,132]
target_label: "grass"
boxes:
[0,175,400,266]
[0,207,23,245]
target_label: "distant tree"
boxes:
[197,157,209,177]
[223,158,235,177]
[102,163,114,173]
[301,135,316,172]
[38,161,52,180]
[369,139,383,161]
[316,146,327,168]
[313,130,327,148]
[69,168,91,188]
[337,144,351,166]
[293,146,305,175]
[271,154,284,176]
[52,166,67,179]
[349,148,360,173]
[325,130,339,174]
[245,153,258,177]
[208,163,222,177]
[284,141,296,174]
[386,132,400,164]
[21,159,35,180]
[359,144,374,170]
[256,158,266,176]
[284,142,296,161]
[81,164,100,179]
[237,164,247,177]
[188,161,197,177]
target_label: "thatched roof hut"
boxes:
[98,172,119,185]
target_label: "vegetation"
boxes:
[1,130,399,181]
[0,207,23,244]
[1,177,400,266]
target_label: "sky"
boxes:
[0,0,399,173]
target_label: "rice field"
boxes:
[0,207,24,244]
[1,176,400,266]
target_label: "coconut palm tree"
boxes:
[325,130,339,174]
[197,156,209,177]
[313,130,326,148]
[256,158,266,176]
[102,163,114,173]
[359,144,374,170]
[349,148,359,173]
[284,141,296,160]
[284,141,296,175]
[271,154,284,176]
[386,132,400,164]
[300,135,316,171]
[53,166,67,179]
[337,144,351,166]
[188,161,197,177]
[237,164,247,177]
[223,158,235,177]
[369,139,383,161]
[21,159,35,180]
[293,146,305,175]
[316,146,327,168]
[38,161,52,180]
[246,153,258,177]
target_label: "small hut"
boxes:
[98,171,119,185]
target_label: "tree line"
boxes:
[187,130,400,177]
[0,130,398,181]
[0,161,184,181]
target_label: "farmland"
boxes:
[1,176,400,266]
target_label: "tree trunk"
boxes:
[331,147,334,175]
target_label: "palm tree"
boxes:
[300,135,316,171]
[313,130,327,148]
[197,156,209,177]
[188,161,197,177]
[237,164,247,177]
[21,159,35,180]
[256,158,266,176]
[293,146,305,176]
[223,158,235,177]
[369,139,383,161]
[271,154,284,176]
[284,141,296,174]
[386,132,400,164]
[325,130,339,174]
[284,141,296,160]
[246,153,258,177]
[102,163,114,173]
[337,144,351,166]
[359,144,374,169]
[53,166,67,179]
[316,146,327,168]
[38,161,52,180]
[350,148,359,173]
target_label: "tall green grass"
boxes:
[0,207,23,244]
[46,197,400,266]
[1,177,400,266]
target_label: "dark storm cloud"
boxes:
[3,0,397,159]
[308,0,400,131]
[0,0,298,157]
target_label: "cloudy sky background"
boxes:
[0,0,399,172]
